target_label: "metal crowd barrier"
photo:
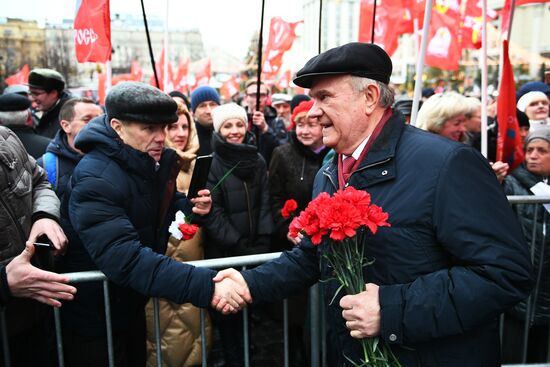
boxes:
[2,195,550,367]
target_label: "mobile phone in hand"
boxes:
[187,155,213,199]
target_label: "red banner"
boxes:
[220,75,240,101]
[74,0,111,63]
[192,58,211,90]
[461,0,497,49]
[172,58,189,93]
[276,70,292,90]
[496,39,524,170]
[262,17,302,81]
[424,1,462,71]
[5,64,29,85]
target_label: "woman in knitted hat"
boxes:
[145,100,212,367]
[517,91,550,132]
[204,103,273,367]
[267,99,330,365]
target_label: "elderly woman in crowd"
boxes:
[204,103,273,367]
[417,92,509,182]
[145,100,212,367]
[502,127,550,363]
[517,91,550,132]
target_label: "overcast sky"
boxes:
[0,0,304,58]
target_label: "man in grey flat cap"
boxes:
[58,82,250,366]
[213,42,533,366]
[28,68,72,138]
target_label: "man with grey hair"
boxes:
[213,42,532,366]
[58,82,249,366]
[0,93,50,158]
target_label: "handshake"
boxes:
[211,268,252,314]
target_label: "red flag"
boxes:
[276,70,292,90]
[220,75,240,101]
[172,58,189,93]
[74,0,111,63]
[496,39,524,170]
[130,60,142,82]
[192,58,211,90]
[262,17,302,80]
[424,1,462,71]
[97,72,106,105]
[359,0,408,56]
[461,0,497,50]
[149,48,165,90]
[5,64,29,85]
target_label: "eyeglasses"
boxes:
[246,93,268,98]
[29,90,47,97]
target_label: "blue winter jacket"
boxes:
[242,111,533,366]
[58,115,216,336]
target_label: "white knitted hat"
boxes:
[212,103,248,132]
[517,91,548,113]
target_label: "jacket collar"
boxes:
[323,110,405,190]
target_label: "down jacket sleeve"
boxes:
[378,146,533,345]
[69,175,215,308]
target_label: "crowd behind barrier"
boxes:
[1,196,550,367]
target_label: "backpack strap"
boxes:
[42,151,58,189]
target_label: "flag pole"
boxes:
[480,0,488,158]
[141,0,160,88]
[256,0,266,112]
[371,0,377,43]
[410,0,433,126]
[318,0,323,54]
[163,0,169,91]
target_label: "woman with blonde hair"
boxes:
[416,91,470,142]
[145,100,212,367]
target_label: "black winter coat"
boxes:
[37,129,83,201]
[3,124,50,159]
[504,164,550,325]
[35,91,71,139]
[268,132,329,250]
[59,115,216,336]
[204,132,273,258]
[243,111,533,366]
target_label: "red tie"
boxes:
[342,156,356,182]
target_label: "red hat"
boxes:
[290,100,314,130]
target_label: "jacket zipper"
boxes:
[323,157,392,190]
[243,181,254,240]
[300,157,306,181]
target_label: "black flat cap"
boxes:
[0,93,31,111]
[28,68,65,92]
[106,82,178,125]
[293,42,392,88]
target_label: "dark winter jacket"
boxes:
[37,129,83,201]
[243,111,533,366]
[245,105,281,165]
[204,132,273,258]
[504,164,550,325]
[268,131,330,250]
[3,124,51,159]
[35,91,72,139]
[58,115,216,336]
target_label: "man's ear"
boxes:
[59,119,71,134]
[364,83,381,115]
[110,118,124,137]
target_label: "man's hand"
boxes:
[251,111,269,134]
[212,268,252,314]
[191,189,212,216]
[340,283,381,338]
[287,231,303,245]
[27,218,68,255]
[490,161,509,183]
[6,243,76,307]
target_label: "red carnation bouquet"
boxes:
[289,186,400,367]
[281,199,298,218]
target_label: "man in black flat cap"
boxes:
[28,68,72,138]
[58,82,250,366]
[213,42,533,366]
[0,93,51,158]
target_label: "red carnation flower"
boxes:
[178,223,199,240]
[281,199,299,218]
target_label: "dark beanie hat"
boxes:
[106,82,178,125]
[516,109,529,128]
[168,90,191,109]
[290,94,311,113]
[28,68,65,92]
[0,93,31,111]
[191,86,220,112]
[293,42,392,88]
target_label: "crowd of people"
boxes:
[0,41,549,366]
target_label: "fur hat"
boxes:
[191,86,220,112]
[106,82,178,125]
[28,68,65,92]
[212,103,248,132]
